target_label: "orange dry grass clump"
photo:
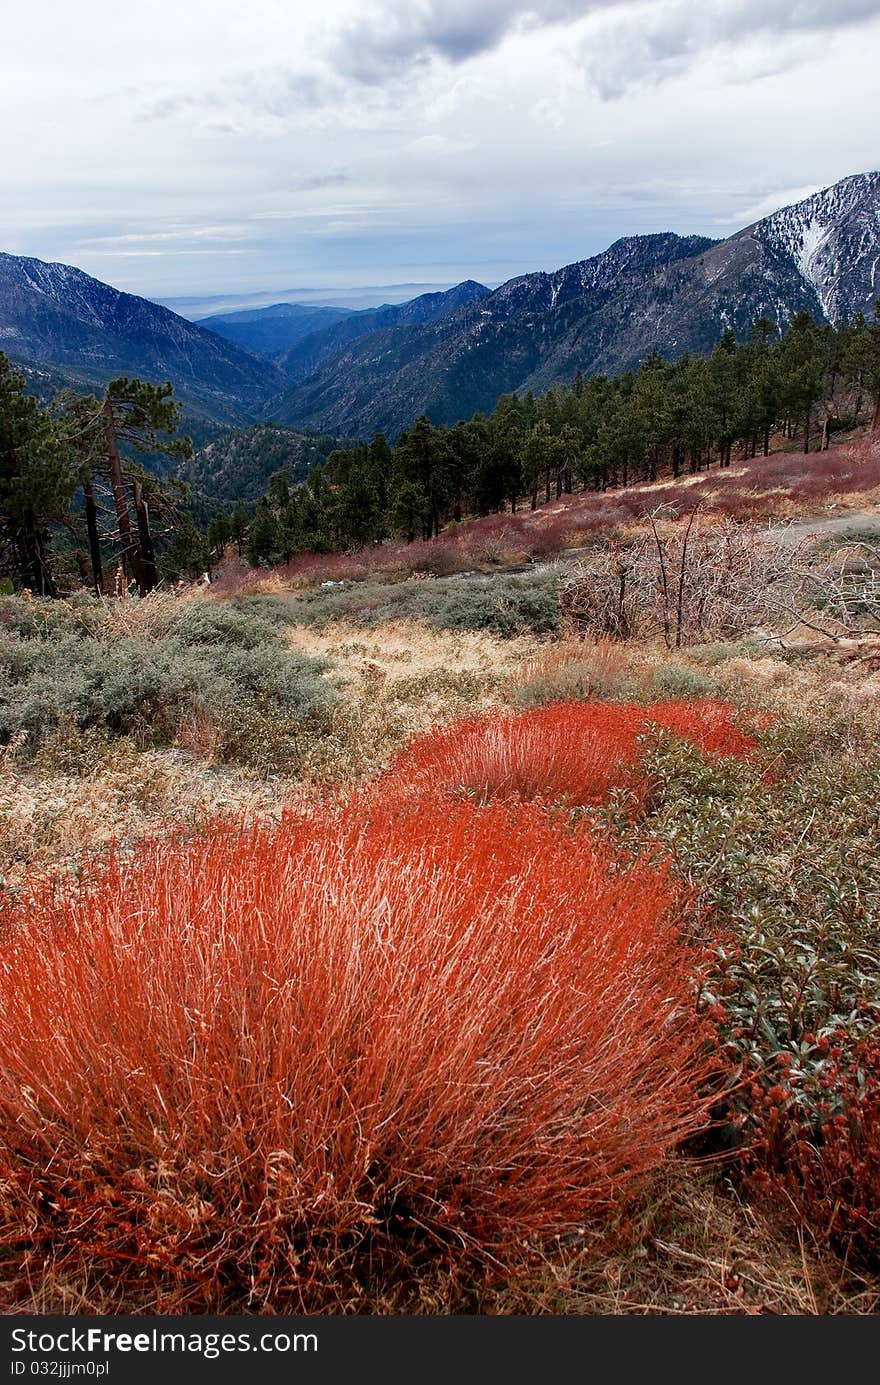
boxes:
[382,698,757,807]
[645,700,762,760]
[0,797,715,1311]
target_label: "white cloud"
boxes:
[1,1,878,295]
[579,0,880,98]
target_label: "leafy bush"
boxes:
[174,602,286,650]
[0,593,104,642]
[651,664,718,699]
[510,637,635,708]
[641,725,880,1259]
[511,660,610,707]
[422,573,560,637]
[0,796,715,1311]
[232,572,561,638]
[743,1033,880,1266]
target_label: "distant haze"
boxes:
[158,283,484,320]
[3,1,880,298]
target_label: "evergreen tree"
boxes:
[779,312,827,453]
[0,353,75,595]
[206,511,232,561]
[159,513,211,583]
[245,498,279,566]
[391,417,450,539]
[230,505,249,556]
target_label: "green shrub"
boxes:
[0,594,103,642]
[230,573,561,638]
[685,640,772,666]
[422,573,560,637]
[651,664,718,698]
[0,593,335,760]
[175,602,285,650]
[511,662,607,708]
[639,733,880,1163]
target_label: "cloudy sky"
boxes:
[3,0,880,307]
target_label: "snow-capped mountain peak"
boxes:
[754,171,880,320]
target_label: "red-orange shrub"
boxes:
[382,699,757,808]
[0,798,714,1310]
[646,699,761,761]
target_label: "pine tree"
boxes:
[779,312,827,453]
[99,378,192,593]
[230,505,249,556]
[245,498,279,566]
[392,417,450,538]
[0,353,75,595]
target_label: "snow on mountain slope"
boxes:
[0,252,286,423]
[754,171,880,320]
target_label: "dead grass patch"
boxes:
[488,1162,880,1315]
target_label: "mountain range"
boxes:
[0,252,287,429]
[1,170,878,445]
[198,280,491,382]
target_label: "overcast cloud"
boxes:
[2,0,879,303]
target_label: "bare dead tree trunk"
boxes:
[83,479,104,595]
[676,504,701,648]
[648,511,671,650]
[132,479,158,593]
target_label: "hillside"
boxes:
[0,252,286,426]
[272,280,492,384]
[4,437,880,1314]
[271,173,880,439]
[183,423,349,503]
[195,301,357,356]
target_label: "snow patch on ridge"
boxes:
[754,171,880,321]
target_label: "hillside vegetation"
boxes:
[1,473,879,1312]
[207,309,880,575]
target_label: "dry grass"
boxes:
[709,652,880,746]
[274,620,525,788]
[285,618,530,688]
[515,635,633,689]
[487,1160,880,1315]
[0,739,306,890]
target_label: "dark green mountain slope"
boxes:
[0,252,285,425]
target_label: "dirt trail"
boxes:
[765,509,880,544]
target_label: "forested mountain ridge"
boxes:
[0,252,287,427]
[270,280,492,383]
[194,281,491,366]
[194,302,357,357]
[182,424,350,504]
[271,173,880,439]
